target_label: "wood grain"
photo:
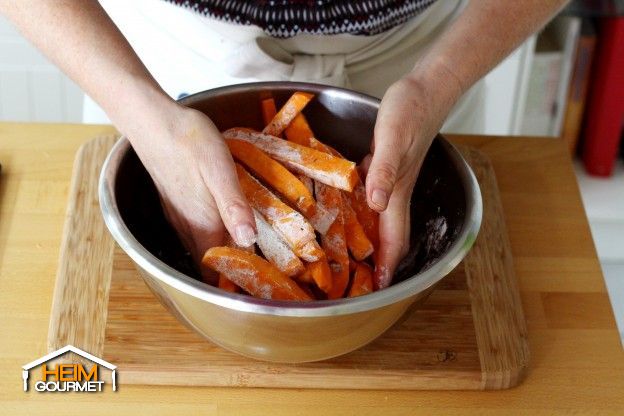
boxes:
[2,124,622,414]
[46,137,528,390]
[47,135,118,360]
[460,147,530,389]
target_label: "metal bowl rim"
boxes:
[98,81,482,317]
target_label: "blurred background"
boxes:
[0,2,622,343]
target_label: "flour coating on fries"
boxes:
[202,92,381,301]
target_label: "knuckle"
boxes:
[371,161,398,187]
[221,198,251,220]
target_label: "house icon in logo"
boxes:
[22,345,117,392]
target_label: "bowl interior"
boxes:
[113,84,466,288]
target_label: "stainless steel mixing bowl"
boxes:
[99,82,482,363]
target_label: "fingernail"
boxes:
[371,189,388,209]
[235,223,256,247]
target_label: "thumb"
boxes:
[198,137,256,248]
[365,123,406,212]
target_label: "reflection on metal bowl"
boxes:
[99,82,482,363]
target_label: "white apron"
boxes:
[87,0,485,134]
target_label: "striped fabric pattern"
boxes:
[163,0,437,37]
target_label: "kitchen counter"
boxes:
[1,122,622,414]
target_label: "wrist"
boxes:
[102,78,182,145]
[406,54,465,110]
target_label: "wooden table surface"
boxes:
[1,122,623,414]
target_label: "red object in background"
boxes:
[582,17,624,177]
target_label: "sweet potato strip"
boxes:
[307,204,338,235]
[327,247,349,300]
[309,136,342,157]
[315,180,350,299]
[284,113,315,146]
[348,262,374,297]
[297,173,314,194]
[218,275,239,293]
[216,233,253,293]
[294,266,314,284]
[260,103,336,233]
[308,135,376,258]
[230,137,333,233]
[235,164,322,262]
[228,139,315,216]
[308,136,333,155]
[285,114,344,160]
[298,240,326,263]
[349,181,380,252]
[263,92,314,136]
[342,192,374,260]
[253,209,305,277]
[224,128,358,191]
[203,247,311,301]
[348,257,357,273]
[261,98,278,125]
[304,259,333,294]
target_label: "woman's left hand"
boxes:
[364,71,462,288]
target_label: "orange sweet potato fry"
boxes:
[203,247,311,301]
[228,139,315,216]
[263,92,314,136]
[309,135,375,252]
[279,135,339,236]
[349,181,380,252]
[348,257,357,273]
[253,209,305,277]
[218,275,239,293]
[309,136,343,157]
[342,192,374,260]
[296,260,337,297]
[261,105,337,233]
[306,131,377,246]
[261,97,285,139]
[348,262,374,297]
[298,240,326,262]
[327,253,349,299]
[285,113,344,158]
[294,266,314,284]
[306,204,338,235]
[261,98,278,125]
[235,163,322,262]
[284,113,315,146]
[216,233,254,293]
[315,180,350,299]
[305,258,333,294]
[224,128,358,191]
[297,173,314,194]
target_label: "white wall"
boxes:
[483,37,536,135]
[0,15,83,123]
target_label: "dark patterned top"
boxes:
[164,0,438,38]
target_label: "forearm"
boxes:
[0,0,176,139]
[411,0,569,102]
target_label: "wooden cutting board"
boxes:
[48,135,529,390]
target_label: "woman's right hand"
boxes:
[126,103,257,274]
